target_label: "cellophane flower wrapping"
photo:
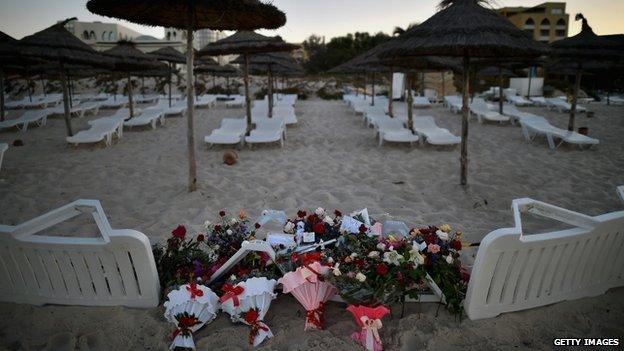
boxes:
[278,261,337,330]
[346,305,390,351]
[219,277,278,347]
[163,283,220,350]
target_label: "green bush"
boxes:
[317,86,343,100]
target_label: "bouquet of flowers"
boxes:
[281,207,343,246]
[152,225,217,291]
[409,225,469,315]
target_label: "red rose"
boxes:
[396,270,404,283]
[214,224,222,231]
[196,234,205,242]
[219,210,226,217]
[334,210,342,217]
[424,233,437,244]
[254,223,261,229]
[358,224,367,234]
[376,263,389,276]
[313,222,325,235]
[307,214,318,224]
[297,210,307,218]
[302,251,322,265]
[354,258,365,268]
[172,225,186,239]
[450,240,462,251]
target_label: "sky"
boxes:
[1,0,623,42]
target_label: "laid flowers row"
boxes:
[152,208,470,350]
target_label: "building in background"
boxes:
[497,2,569,43]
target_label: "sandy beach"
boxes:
[0,97,623,350]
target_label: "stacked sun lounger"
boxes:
[470,98,510,124]
[519,116,599,149]
[66,109,130,146]
[0,109,49,131]
[252,103,297,126]
[245,119,285,148]
[377,118,419,146]
[204,118,247,146]
[545,98,587,113]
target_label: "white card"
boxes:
[340,216,365,234]
[303,232,316,243]
[266,233,296,248]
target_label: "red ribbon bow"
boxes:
[219,283,244,307]
[171,315,200,340]
[301,251,322,265]
[244,309,269,346]
[305,302,325,330]
[186,282,204,300]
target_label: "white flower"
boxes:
[229,274,237,281]
[445,254,453,264]
[355,272,367,282]
[315,207,325,216]
[203,220,211,229]
[323,216,334,225]
[284,221,295,234]
[327,257,334,264]
[409,249,425,266]
[377,243,386,251]
[332,263,342,276]
[383,250,404,266]
[350,253,358,258]
[230,218,238,225]
[226,229,233,235]
[368,251,380,259]
[436,230,449,241]
[414,241,427,252]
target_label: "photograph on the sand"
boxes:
[0,0,623,350]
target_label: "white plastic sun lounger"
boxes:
[607,96,624,105]
[5,98,31,109]
[67,120,123,147]
[123,109,165,130]
[225,96,245,108]
[412,116,461,146]
[0,199,159,307]
[204,118,247,146]
[546,98,587,113]
[502,105,543,125]
[0,109,48,131]
[164,100,187,117]
[134,95,160,104]
[0,143,7,171]
[506,95,534,106]
[529,96,547,106]
[464,197,624,320]
[100,97,128,109]
[245,119,285,148]
[444,96,463,113]
[194,95,217,108]
[49,104,87,119]
[470,99,510,124]
[520,116,599,149]
[377,119,419,146]
[413,96,432,108]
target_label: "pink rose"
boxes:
[428,243,440,254]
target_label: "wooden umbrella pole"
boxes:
[127,73,134,118]
[355,75,359,96]
[498,65,504,115]
[420,71,425,96]
[371,71,375,106]
[0,71,5,122]
[41,78,47,97]
[460,55,470,186]
[363,72,367,98]
[26,78,32,102]
[568,65,583,131]
[407,73,414,131]
[185,8,197,192]
[59,61,73,137]
[169,62,173,108]
[68,76,74,108]
[268,64,273,118]
[388,68,394,117]
[527,67,533,98]
[244,54,252,133]
[441,71,446,102]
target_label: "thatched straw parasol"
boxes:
[379,0,548,185]
[231,51,299,117]
[148,46,185,107]
[200,31,298,131]
[551,14,622,131]
[103,41,161,118]
[5,19,113,136]
[87,0,287,192]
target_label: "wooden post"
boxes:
[185,10,197,192]
[498,65,504,115]
[0,71,5,122]
[460,55,470,186]
[527,67,533,98]
[407,73,414,131]
[26,78,32,102]
[268,65,273,118]
[420,71,425,96]
[371,71,376,106]
[388,68,394,117]
[41,78,47,97]
[364,72,367,98]
[568,65,583,131]
[441,71,446,101]
[226,76,230,96]
[168,62,173,107]
[127,73,134,118]
[244,54,252,134]
[59,61,73,137]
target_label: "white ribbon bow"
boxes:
[360,316,382,351]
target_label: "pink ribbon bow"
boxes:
[360,316,382,351]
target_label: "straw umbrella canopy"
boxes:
[196,64,241,94]
[4,19,113,136]
[551,14,623,131]
[231,51,299,117]
[200,31,299,131]
[148,46,185,107]
[379,0,549,186]
[87,0,287,193]
[102,41,161,118]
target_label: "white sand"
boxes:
[0,98,623,349]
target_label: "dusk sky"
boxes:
[1,0,623,42]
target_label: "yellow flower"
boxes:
[409,228,421,237]
[455,231,463,239]
[344,256,353,263]
[440,224,452,233]
[238,209,248,220]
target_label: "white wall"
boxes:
[509,77,544,97]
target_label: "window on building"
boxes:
[109,32,115,41]
[541,18,550,28]
[523,18,535,29]
[89,31,96,40]
[556,19,566,28]
[555,29,566,37]
[167,32,171,40]
[82,31,89,39]
[551,9,563,15]
[101,32,106,41]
